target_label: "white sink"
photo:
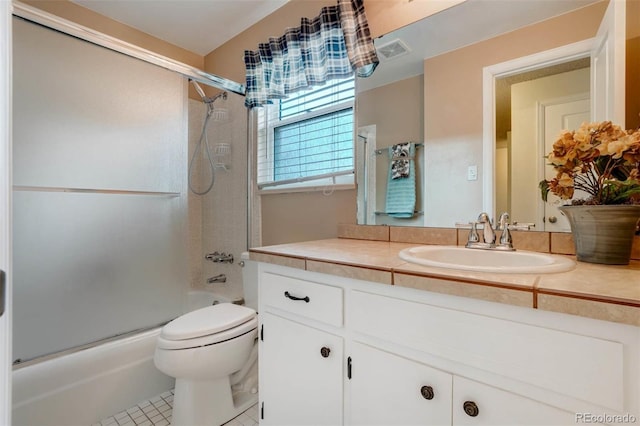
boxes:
[398,245,575,274]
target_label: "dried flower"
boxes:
[539,121,640,205]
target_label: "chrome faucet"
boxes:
[496,212,514,251]
[464,212,530,251]
[207,274,227,284]
[477,212,496,245]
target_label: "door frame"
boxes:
[481,38,594,221]
[1,0,12,423]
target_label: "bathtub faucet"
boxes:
[205,251,234,264]
[207,274,227,284]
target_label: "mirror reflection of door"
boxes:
[495,60,590,231]
[542,97,590,232]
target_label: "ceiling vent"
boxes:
[376,39,411,61]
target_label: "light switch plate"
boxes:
[467,165,478,181]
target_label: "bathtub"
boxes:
[12,291,232,426]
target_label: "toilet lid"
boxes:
[161,303,256,341]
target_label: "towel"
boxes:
[385,143,416,218]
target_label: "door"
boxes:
[591,0,626,125]
[542,97,590,232]
[259,313,343,426]
[349,342,452,426]
[0,1,12,423]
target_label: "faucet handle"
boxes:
[496,212,515,250]
[511,222,535,231]
[468,222,480,243]
[497,212,509,230]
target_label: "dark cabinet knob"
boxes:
[463,401,479,417]
[420,385,434,400]
[320,347,331,358]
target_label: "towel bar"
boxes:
[375,143,424,155]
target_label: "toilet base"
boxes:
[171,375,258,426]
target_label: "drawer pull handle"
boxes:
[420,385,434,400]
[320,347,331,358]
[463,401,479,417]
[284,291,310,303]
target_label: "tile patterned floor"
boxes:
[94,390,258,426]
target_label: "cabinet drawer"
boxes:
[261,272,343,327]
[351,290,624,412]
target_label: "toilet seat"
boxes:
[157,303,257,350]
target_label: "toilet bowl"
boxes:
[154,253,259,425]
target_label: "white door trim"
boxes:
[481,38,594,220]
[0,0,12,423]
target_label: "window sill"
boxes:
[258,183,355,195]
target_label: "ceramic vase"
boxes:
[559,205,640,265]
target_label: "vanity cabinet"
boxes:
[258,271,344,426]
[257,262,638,426]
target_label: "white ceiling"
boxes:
[71,0,289,56]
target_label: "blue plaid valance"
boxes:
[244,0,378,109]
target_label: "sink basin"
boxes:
[398,245,575,274]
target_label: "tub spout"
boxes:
[207,274,226,284]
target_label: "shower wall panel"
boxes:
[12,18,188,361]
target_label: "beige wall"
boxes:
[423,1,607,227]
[261,190,357,245]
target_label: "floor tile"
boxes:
[97,389,258,426]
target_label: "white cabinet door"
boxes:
[349,342,452,426]
[452,376,576,425]
[260,312,344,426]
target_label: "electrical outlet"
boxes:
[467,165,478,181]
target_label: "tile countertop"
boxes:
[249,238,640,327]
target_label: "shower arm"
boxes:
[190,80,228,105]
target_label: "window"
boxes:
[257,77,355,191]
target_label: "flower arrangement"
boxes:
[539,121,640,205]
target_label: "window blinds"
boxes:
[257,78,355,189]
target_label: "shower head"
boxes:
[190,79,208,101]
[190,79,227,105]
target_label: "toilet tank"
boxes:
[241,252,258,311]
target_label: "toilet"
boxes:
[154,253,259,425]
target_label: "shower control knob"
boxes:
[463,401,479,417]
[320,347,331,358]
[420,385,434,400]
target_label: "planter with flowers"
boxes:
[539,121,640,264]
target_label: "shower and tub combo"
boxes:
[12,15,252,425]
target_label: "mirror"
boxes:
[355,0,626,230]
